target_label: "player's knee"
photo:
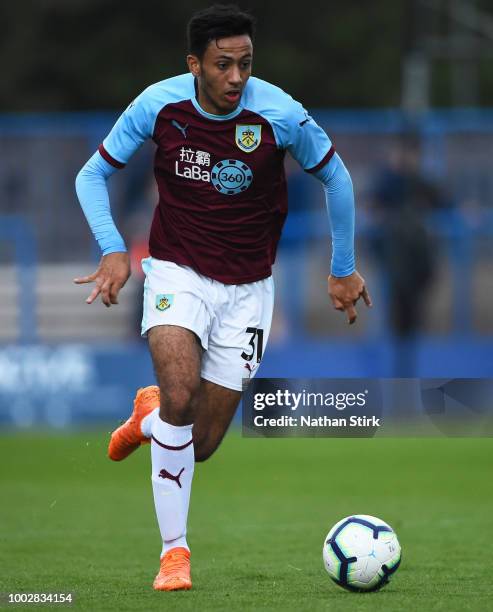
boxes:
[159,385,199,424]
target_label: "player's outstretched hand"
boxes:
[73,252,131,308]
[328,271,372,325]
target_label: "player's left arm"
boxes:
[314,154,372,324]
[286,105,372,324]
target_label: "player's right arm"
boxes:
[74,89,156,307]
[278,93,372,324]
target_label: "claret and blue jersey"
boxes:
[76,73,355,283]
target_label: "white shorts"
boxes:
[141,257,274,392]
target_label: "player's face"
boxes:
[187,35,253,115]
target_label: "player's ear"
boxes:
[187,55,201,78]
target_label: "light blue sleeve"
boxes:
[102,88,157,166]
[314,153,355,277]
[285,104,333,172]
[75,152,127,255]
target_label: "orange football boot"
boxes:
[108,385,160,461]
[153,547,192,591]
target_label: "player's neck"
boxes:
[196,93,225,116]
[195,82,232,117]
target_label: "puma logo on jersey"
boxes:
[299,111,311,126]
[171,120,189,139]
[158,467,185,488]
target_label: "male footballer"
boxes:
[75,4,371,592]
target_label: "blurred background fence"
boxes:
[1,0,493,427]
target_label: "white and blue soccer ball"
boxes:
[322,514,401,592]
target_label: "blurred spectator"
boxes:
[370,134,447,375]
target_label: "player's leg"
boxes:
[112,273,274,466]
[147,324,202,591]
[108,258,209,461]
[137,258,213,591]
[193,274,275,460]
[193,380,241,462]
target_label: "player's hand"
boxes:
[73,252,131,308]
[328,270,372,325]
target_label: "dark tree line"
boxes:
[1,0,493,111]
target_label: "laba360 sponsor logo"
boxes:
[175,147,252,195]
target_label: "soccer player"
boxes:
[75,4,371,592]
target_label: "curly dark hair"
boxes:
[187,5,256,59]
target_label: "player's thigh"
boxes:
[193,379,241,462]
[142,257,214,420]
[201,276,274,392]
[141,257,212,350]
[148,325,203,420]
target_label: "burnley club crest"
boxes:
[155,294,174,311]
[235,124,262,153]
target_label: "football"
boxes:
[323,514,401,592]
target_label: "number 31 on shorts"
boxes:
[241,327,264,363]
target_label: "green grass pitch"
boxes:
[1,431,492,611]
